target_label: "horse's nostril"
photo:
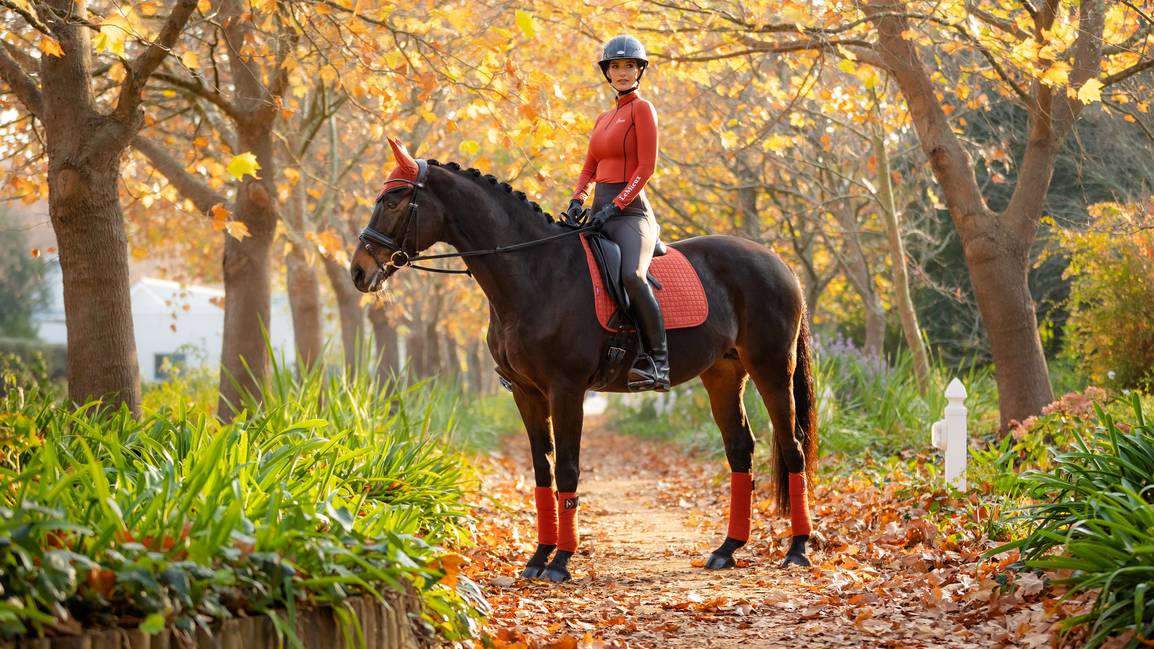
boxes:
[352,265,365,286]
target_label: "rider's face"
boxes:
[608,59,641,91]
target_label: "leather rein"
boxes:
[359,159,596,276]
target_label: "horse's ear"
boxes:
[388,137,419,175]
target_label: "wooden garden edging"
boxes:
[1,591,427,649]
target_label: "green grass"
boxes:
[0,358,489,644]
[607,343,999,463]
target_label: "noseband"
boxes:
[359,159,429,271]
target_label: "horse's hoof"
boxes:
[704,552,735,570]
[780,552,811,568]
[542,565,571,583]
[521,543,555,579]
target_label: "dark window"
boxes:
[155,353,187,381]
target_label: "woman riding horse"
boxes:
[562,35,669,392]
[350,60,819,581]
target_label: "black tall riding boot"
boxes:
[628,285,671,392]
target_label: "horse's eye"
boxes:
[383,188,409,209]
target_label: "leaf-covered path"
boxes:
[462,420,1078,648]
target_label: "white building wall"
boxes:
[36,266,295,384]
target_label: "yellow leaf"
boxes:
[761,134,794,154]
[181,51,199,69]
[1040,61,1070,87]
[197,0,211,12]
[458,140,480,156]
[283,167,301,186]
[1076,78,1103,104]
[39,36,64,58]
[226,152,261,180]
[515,10,535,38]
[94,15,131,57]
[211,203,230,221]
[225,221,251,240]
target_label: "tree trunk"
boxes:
[367,303,400,385]
[466,338,483,394]
[12,0,198,413]
[961,221,1055,425]
[322,254,364,372]
[863,0,1064,427]
[735,158,761,240]
[284,184,323,370]
[425,320,442,377]
[873,131,930,392]
[217,123,277,417]
[48,164,141,412]
[216,0,288,418]
[830,204,886,362]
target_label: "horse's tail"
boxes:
[775,311,819,514]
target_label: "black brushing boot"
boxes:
[628,286,670,392]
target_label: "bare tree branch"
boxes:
[153,70,243,120]
[114,0,199,121]
[132,134,227,213]
[1102,56,1154,87]
[965,0,1030,39]
[0,40,43,118]
[1,0,52,35]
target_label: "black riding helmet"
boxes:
[598,35,648,84]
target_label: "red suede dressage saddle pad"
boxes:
[580,234,709,332]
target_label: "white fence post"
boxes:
[930,378,968,490]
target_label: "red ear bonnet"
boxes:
[378,137,421,198]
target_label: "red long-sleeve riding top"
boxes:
[570,91,659,210]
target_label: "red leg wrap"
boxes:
[789,472,812,536]
[727,472,753,541]
[556,491,580,552]
[534,486,558,546]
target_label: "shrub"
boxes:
[1056,203,1154,390]
[606,337,999,461]
[993,394,1154,648]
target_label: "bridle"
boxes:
[359,159,437,272]
[359,159,597,277]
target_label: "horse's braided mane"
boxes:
[427,159,555,223]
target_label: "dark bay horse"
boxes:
[350,139,818,582]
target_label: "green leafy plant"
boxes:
[993,394,1154,648]
[0,360,488,644]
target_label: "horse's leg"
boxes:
[511,384,558,578]
[744,351,814,568]
[541,387,585,583]
[699,359,757,570]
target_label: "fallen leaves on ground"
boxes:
[450,421,1090,648]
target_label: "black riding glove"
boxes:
[561,199,584,223]
[589,202,621,226]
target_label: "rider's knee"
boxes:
[622,269,648,294]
